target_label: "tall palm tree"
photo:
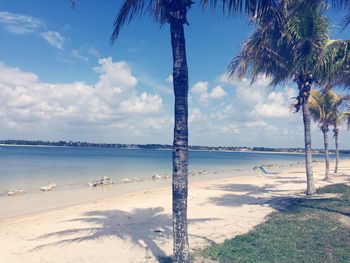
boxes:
[110,1,279,261]
[332,110,350,173]
[230,0,331,195]
[309,89,339,180]
[318,39,350,174]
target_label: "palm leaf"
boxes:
[228,0,330,91]
[111,0,161,43]
[200,0,281,21]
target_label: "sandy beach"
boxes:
[0,160,349,263]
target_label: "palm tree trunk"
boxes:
[334,125,339,174]
[170,20,190,263]
[322,126,330,180]
[301,96,316,195]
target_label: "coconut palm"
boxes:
[229,0,332,195]
[309,89,339,180]
[317,39,350,174]
[110,1,279,261]
[331,109,350,173]
[319,40,350,88]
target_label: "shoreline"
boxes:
[0,160,349,262]
[0,160,332,223]
[0,143,339,155]
[0,161,305,220]
[0,169,260,222]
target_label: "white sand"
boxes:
[0,160,349,263]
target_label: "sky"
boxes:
[0,0,350,149]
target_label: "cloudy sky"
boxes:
[1,1,350,148]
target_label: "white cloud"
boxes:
[95,57,138,88]
[252,90,293,118]
[119,93,162,113]
[229,76,269,104]
[218,124,240,134]
[192,82,208,96]
[138,73,172,95]
[191,82,227,103]
[218,74,295,119]
[210,85,227,99]
[143,117,172,130]
[0,11,45,34]
[0,58,163,135]
[244,121,269,128]
[166,74,173,83]
[41,31,65,50]
[88,47,100,58]
[70,49,89,62]
[0,63,38,86]
[189,108,207,124]
[210,104,235,120]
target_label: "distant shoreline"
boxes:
[0,141,346,154]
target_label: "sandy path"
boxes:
[0,160,349,263]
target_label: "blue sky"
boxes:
[0,0,350,148]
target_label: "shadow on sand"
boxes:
[32,207,217,261]
[205,182,292,208]
[206,180,350,219]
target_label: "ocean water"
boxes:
[0,145,336,218]
[0,145,332,192]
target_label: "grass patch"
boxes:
[316,183,350,194]
[202,184,350,263]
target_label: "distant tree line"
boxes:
[1,140,349,154]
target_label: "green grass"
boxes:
[316,183,350,194]
[202,184,350,263]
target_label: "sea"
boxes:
[0,145,337,218]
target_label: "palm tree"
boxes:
[110,1,279,261]
[309,89,339,180]
[317,39,350,174]
[331,110,350,173]
[229,0,332,195]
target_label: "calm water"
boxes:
[0,145,339,218]
[0,145,331,193]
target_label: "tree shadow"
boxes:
[31,207,217,260]
[293,198,350,218]
[205,183,291,208]
[274,179,306,184]
[209,193,269,207]
[207,183,274,194]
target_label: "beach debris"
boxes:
[7,189,26,196]
[40,183,56,191]
[151,227,165,233]
[189,170,209,176]
[258,166,280,175]
[152,174,170,180]
[121,178,132,184]
[88,176,113,187]
[132,177,143,182]
[121,177,143,184]
[152,174,162,180]
[137,239,148,249]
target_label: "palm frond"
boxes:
[228,0,330,89]
[309,90,323,122]
[308,88,348,131]
[200,0,281,22]
[319,40,350,87]
[111,0,160,43]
